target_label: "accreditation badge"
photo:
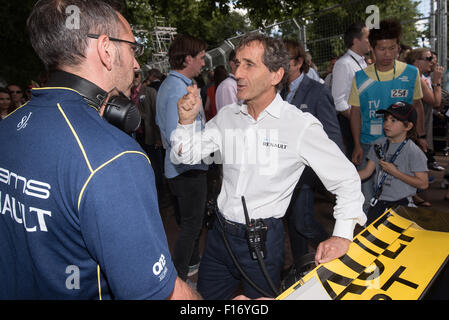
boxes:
[370,122,383,136]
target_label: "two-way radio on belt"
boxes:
[215,196,280,298]
[241,196,279,296]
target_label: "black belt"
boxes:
[216,211,280,238]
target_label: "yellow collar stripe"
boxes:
[57,103,94,173]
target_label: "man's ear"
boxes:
[271,67,285,87]
[96,35,114,71]
[184,55,192,68]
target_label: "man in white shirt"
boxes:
[215,50,239,112]
[171,33,366,299]
[332,22,371,158]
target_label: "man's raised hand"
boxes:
[177,85,202,125]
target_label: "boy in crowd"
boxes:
[358,101,429,225]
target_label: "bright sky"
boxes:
[416,0,432,47]
[417,0,431,17]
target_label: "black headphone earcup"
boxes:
[103,95,141,134]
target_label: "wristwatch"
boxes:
[432,83,441,87]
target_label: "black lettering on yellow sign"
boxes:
[361,229,390,249]
[316,265,354,299]
[399,234,414,242]
[383,243,407,259]
[353,238,380,257]
[351,212,409,257]
[316,215,418,300]
[335,283,367,299]
[340,254,366,274]
[372,213,405,233]
[381,266,419,291]
[336,260,385,300]
[358,259,385,281]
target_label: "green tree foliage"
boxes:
[0,0,429,87]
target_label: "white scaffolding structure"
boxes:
[145,16,177,74]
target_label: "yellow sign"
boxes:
[278,209,449,300]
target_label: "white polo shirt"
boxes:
[170,93,366,240]
[331,49,367,112]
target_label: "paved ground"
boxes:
[157,153,449,287]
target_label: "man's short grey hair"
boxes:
[235,33,290,91]
[27,0,122,71]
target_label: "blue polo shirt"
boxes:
[0,87,176,299]
[156,71,208,179]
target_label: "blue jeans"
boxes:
[197,214,285,299]
[287,184,329,262]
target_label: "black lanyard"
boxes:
[370,139,408,206]
[350,55,364,71]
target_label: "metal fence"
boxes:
[203,19,303,74]
[268,0,447,80]
[434,0,448,74]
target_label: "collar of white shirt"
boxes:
[347,49,366,66]
[235,93,283,119]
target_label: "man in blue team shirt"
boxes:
[0,0,200,300]
[156,34,209,281]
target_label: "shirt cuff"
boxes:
[332,219,358,241]
[334,101,350,112]
[170,123,195,160]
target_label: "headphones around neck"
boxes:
[47,71,141,134]
[101,91,141,134]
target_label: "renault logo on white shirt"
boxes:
[17,112,32,131]
[262,138,287,150]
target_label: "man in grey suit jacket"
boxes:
[282,39,345,265]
